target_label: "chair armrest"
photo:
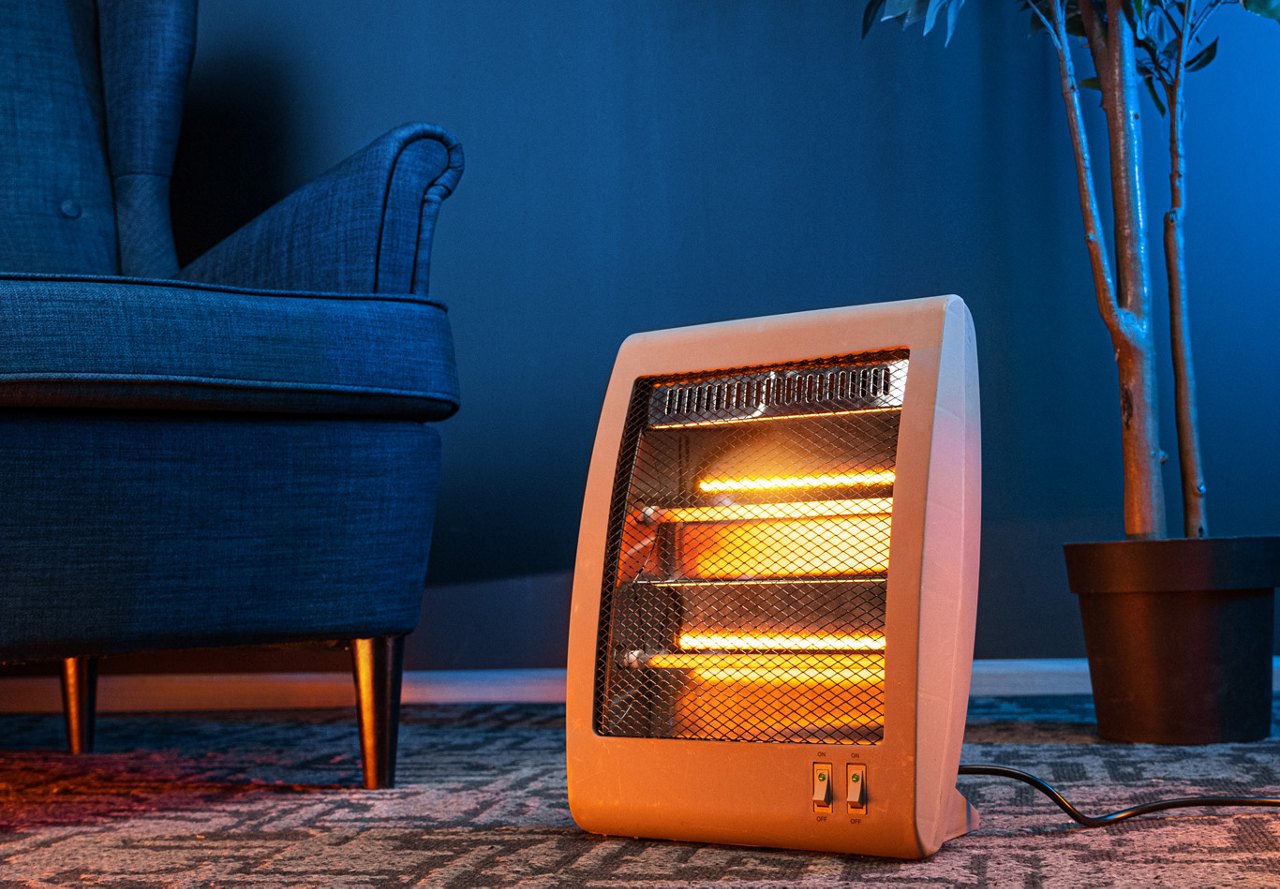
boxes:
[176,123,463,296]
[0,272,458,419]
[98,0,197,278]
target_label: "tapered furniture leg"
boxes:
[59,656,98,754]
[351,635,405,789]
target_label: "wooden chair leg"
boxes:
[59,656,98,754]
[351,635,404,789]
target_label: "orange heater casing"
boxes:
[566,295,981,859]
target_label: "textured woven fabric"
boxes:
[0,414,439,658]
[0,274,459,418]
[178,124,465,296]
[0,0,118,274]
[98,0,196,278]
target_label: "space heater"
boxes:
[565,295,981,859]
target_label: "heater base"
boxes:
[567,733,981,859]
[571,789,979,860]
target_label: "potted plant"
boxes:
[865,0,1280,743]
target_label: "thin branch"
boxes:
[1027,2,1062,53]
[1163,0,1208,536]
[1047,1,1123,336]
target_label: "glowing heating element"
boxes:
[697,471,895,494]
[642,497,893,523]
[677,515,892,579]
[657,635,889,742]
[676,632,886,651]
[648,652,884,686]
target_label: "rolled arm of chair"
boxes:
[0,272,458,419]
[176,123,463,296]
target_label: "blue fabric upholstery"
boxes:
[0,274,458,418]
[0,0,463,673]
[0,414,439,661]
[0,0,117,274]
[178,123,464,296]
[98,0,196,277]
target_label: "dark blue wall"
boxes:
[178,1,1280,665]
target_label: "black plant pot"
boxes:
[1064,536,1280,744]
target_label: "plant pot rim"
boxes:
[1064,535,1280,595]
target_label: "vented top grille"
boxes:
[649,359,907,427]
[593,350,908,746]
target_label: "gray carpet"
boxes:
[2,697,1280,887]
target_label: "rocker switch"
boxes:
[812,763,833,813]
[847,764,867,814]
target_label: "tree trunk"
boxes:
[1113,333,1165,538]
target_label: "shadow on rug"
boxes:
[2,698,1280,887]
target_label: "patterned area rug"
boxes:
[3,698,1280,887]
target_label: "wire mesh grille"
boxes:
[593,350,908,745]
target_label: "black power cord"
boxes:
[958,764,1280,828]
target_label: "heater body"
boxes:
[566,295,980,859]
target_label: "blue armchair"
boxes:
[0,1,463,788]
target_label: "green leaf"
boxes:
[1079,76,1102,90]
[862,0,888,37]
[868,0,967,41]
[1186,37,1219,71]
[1131,0,1147,39]
[903,0,930,27]
[923,0,944,36]
[882,0,925,23]
[1243,0,1280,22]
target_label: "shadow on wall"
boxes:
[170,55,293,265]
[415,571,573,670]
